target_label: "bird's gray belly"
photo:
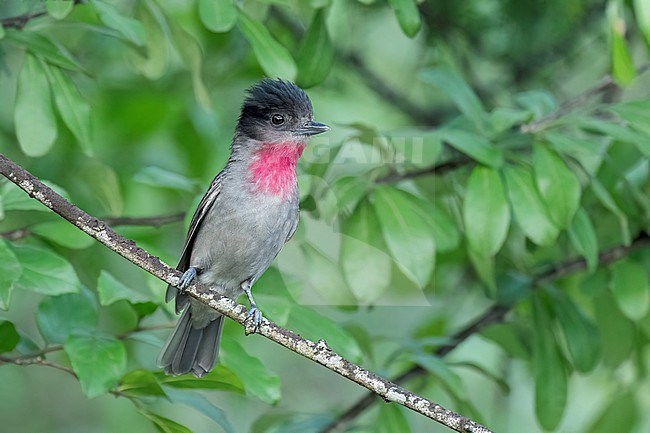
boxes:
[189,196,296,297]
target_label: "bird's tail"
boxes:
[157,307,224,377]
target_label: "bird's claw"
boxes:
[245,306,263,335]
[178,267,198,292]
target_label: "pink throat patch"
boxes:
[249,142,304,197]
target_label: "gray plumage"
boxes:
[158,79,329,377]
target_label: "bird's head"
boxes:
[236,78,329,144]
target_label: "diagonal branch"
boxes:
[319,232,649,433]
[0,153,493,433]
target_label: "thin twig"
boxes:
[0,355,77,377]
[0,153,493,432]
[375,157,471,184]
[0,0,83,30]
[318,232,649,433]
[104,213,185,227]
[0,213,184,241]
[521,63,650,134]
[9,323,176,361]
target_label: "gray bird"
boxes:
[158,79,329,377]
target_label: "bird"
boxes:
[158,78,329,377]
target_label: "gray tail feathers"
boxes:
[158,308,224,377]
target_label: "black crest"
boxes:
[236,78,314,140]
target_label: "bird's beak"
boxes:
[296,120,329,136]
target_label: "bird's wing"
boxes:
[285,210,299,243]
[165,172,224,304]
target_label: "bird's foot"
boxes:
[178,267,198,292]
[241,280,263,334]
[246,306,263,334]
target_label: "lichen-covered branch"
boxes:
[319,233,649,433]
[0,153,493,433]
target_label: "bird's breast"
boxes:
[248,142,304,199]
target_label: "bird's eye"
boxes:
[271,114,285,126]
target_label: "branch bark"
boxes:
[0,153,493,433]
[319,232,649,433]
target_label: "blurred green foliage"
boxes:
[1,0,650,432]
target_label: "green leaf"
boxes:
[5,30,83,70]
[532,296,567,430]
[65,333,127,398]
[118,370,166,397]
[608,1,635,85]
[97,270,154,306]
[607,101,650,156]
[134,166,198,192]
[199,0,237,32]
[480,323,530,360]
[288,305,363,362]
[387,0,421,37]
[168,21,211,109]
[463,166,510,256]
[14,53,57,157]
[79,160,123,215]
[43,63,93,155]
[590,177,630,245]
[300,243,356,304]
[412,353,464,392]
[408,196,460,252]
[340,200,392,304]
[251,413,331,433]
[0,320,20,354]
[389,130,443,168]
[220,339,281,404]
[578,117,650,158]
[237,11,297,80]
[0,23,5,39]
[437,129,503,168]
[503,165,559,246]
[568,208,598,273]
[377,404,411,433]
[586,391,639,433]
[468,248,496,294]
[131,1,168,79]
[489,107,531,133]
[330,176,370,216]
[420,68,489,132]
[92,0,146,46]
[635,0,650,47]
[12,244,81,295]
[31,220,95,249]
[141,411,193,433]
[37,290,98,344]
[594,291,636,368]
[547,288,601,373]
[157,364,244,393]
[610,260,650,321]
[533,143,581,229]
[0,240,22,310]
[372,186,436,287]
[46,0,75,20]
[164,387,236,433]
[515,90,558,119]
[544,131,605,158]
[296,9,334,88]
